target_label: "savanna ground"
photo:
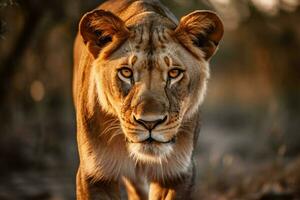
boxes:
[0,0,299,199]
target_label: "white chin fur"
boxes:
[128,143,173,163]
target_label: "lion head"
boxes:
[79,9,223,163]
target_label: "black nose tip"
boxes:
[133,115,167,131]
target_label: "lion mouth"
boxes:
[126,136,176,144]
[126,135,176,162]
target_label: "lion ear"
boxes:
[175,11,224,60]
[79,9,129,58]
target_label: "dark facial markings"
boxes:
[138,26,144,44]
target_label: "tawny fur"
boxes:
[73,0,223,199]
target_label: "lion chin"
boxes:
[127,139,175,163]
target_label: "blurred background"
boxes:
[0,0,299,199]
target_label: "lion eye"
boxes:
[118,67,133,84]
[168,69,182,79]
[119,67,133,79]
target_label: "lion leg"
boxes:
[122,176,148,200]
[76,168,121,200]
[148,163,195,200]
[148,178,193,200]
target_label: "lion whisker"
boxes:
[107,130,123,144]
[100,125,122,137]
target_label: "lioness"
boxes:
[73,0,223,199]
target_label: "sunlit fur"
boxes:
[73,0,223,199]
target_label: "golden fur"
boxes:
[73,0,223,199]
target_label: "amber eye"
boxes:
[168,69,182,79]
[119,67,133,79]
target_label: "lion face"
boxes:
[79,10,223,163]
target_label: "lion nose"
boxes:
[133,115,167,131]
